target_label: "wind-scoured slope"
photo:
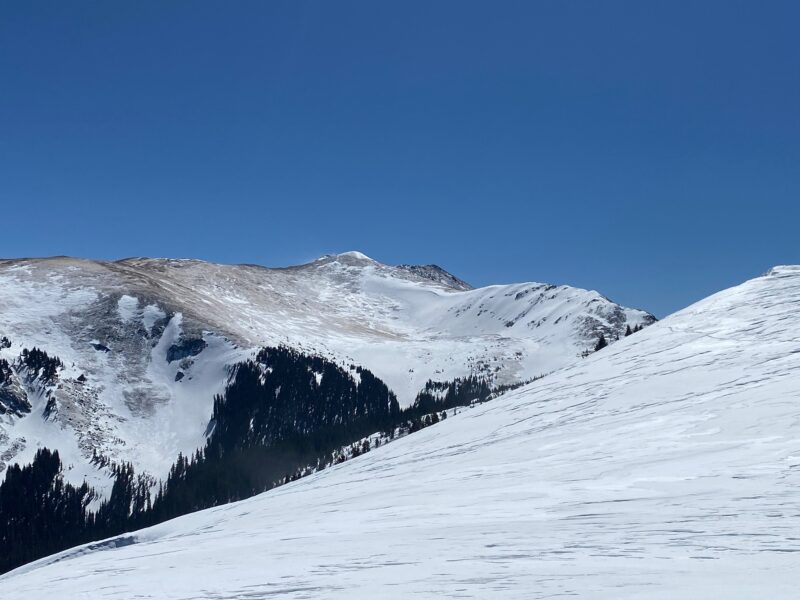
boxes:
[0,253,651,489]
[4,267,798,598]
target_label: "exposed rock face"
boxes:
[397,264,473,291]
[166,339,207,363]
[0,360,30,417]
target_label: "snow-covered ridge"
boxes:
[0,253,652,491]
[765,264,800,277]
[3,266,798,597]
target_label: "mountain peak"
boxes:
[311,253,472,291]
[334,250,373,261]
[314,251,379,266]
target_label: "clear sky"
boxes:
[1,1,798,317]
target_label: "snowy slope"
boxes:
[0,253,651,490]
[3,266,797,598]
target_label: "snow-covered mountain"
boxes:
[3,265,797,598]
[0,252,652,490]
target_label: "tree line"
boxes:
[0,346,524,574]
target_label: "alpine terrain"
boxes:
[2,266,798,597]
[0,252,651,492]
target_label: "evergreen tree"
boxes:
[594,334,608,352]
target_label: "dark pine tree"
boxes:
[594,334,608,352]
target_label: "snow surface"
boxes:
[3,267,798,598]
[0,254,650,491]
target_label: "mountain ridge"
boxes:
[2,265,797,597]
[0,252,653,494]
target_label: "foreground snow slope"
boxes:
[4,266,798,598]
[0,253,651,489]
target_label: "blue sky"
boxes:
[1,1,798,317]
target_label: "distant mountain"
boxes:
[3,266,797,597]
[0,253,653,491]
